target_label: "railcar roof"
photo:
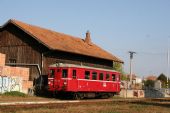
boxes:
[49,63,119,73]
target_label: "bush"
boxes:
[3,91,27,97]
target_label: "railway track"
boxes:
[0,98,169,106]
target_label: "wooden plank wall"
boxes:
[0,24,44,80]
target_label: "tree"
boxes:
[157,73,170,88]
[113,62,127,80]
[157,73,167,82]
[144,80,155,88]
[113,62,123,72]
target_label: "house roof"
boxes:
[126,74,137,80]
[145,75,157,81]
[1,19,123,63]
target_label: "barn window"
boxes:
[106,73,110,81]
[9,58,16,63]
[85,71,90,79]
[112,74,116,81]
[99,73,104,80]
[62,69,68,78]
[72,70,76,79]
[49,69,55,78]
[92,72,97,80]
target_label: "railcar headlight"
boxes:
[63,80,67,85]
[48,81,51,84]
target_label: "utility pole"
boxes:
[128,51,136,89]
[167,38,170,89]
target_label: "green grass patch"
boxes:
[3,91,27,97]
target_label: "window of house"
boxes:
[92,72,97,80]
[49,69,55,78]
[112,74,116,81]
[62,69,68,78]
[85,71,90,79]
[106,73,110,81]
[99,73,104,80]
[73,70,76,79]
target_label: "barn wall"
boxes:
[0,24,47,80]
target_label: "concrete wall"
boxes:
[145,88,170,98]
[119,89,145,98]
[0,53,33,94]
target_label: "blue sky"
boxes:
[0,0,170,77]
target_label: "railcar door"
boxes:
[48,68,56,90]
[54,68,61,90]
[48,68,61,91]
[116,74,120,92]
[69,68,78,91]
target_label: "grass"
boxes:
[0,93,56,102]
[3,91,27,97]
[0,101,170,113]
[0,95,169,113]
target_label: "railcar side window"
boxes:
[112,74,116,81]
[85,71,90,79]
[49,69,55,78]
[99,73,104,80]
[73,70,76,79]
[92,72,97,80]
[62,69,68,78]
[106,73,110,81]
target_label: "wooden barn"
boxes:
[0,19,123,81]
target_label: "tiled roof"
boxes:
[2,19,123,63]
[126,74,137,79]
[145,75,157,81]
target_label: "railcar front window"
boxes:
[92,72,97,80]
[73,70,76,79]
[106,74,110,81]
[85,71,90,79]
[117,75,120,81]
[99,73,104,80]
[62,69,68,78]
[112,74,116,81]
[49,69,55,78]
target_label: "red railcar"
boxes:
[48,63,120,99]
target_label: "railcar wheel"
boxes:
[107,93,113,98]
[73,93,84,100]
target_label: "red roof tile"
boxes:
[2,19,123,63]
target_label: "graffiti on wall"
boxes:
[0,76,22,93]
